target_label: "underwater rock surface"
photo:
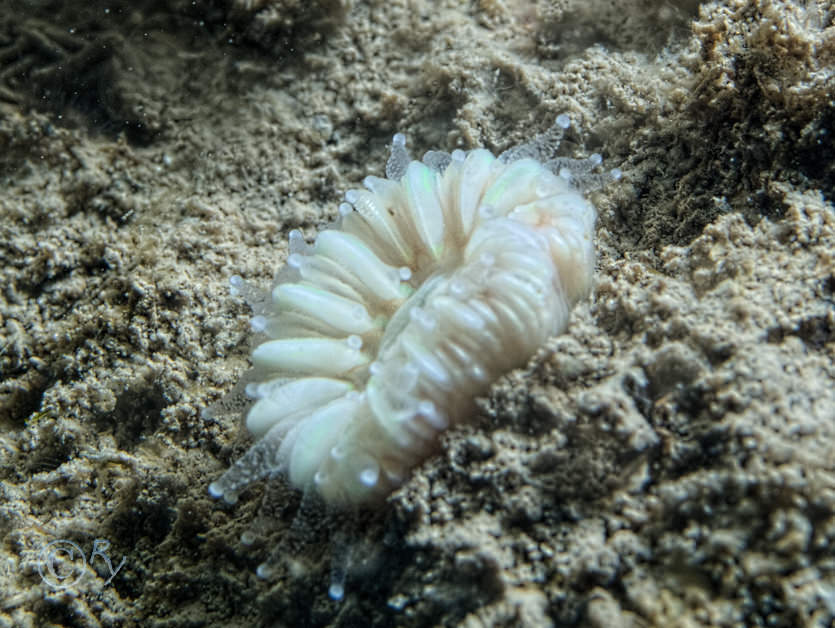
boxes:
[1,0,833,626]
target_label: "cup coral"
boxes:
[208,117,617,508]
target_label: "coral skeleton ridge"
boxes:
[209,119,613,507]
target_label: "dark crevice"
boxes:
[98,381,168,450]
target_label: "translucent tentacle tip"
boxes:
[208,481,239,505]
[229,275,244,296]
[256,562,274,580]
[386,132,410,180]
[328,583,345,601]
[250,315,267,333]
[329,558,348,601]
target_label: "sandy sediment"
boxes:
[1,0,833,626]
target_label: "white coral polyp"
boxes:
[209,128,600,507]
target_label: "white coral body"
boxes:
[209,139,597,507]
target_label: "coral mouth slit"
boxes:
[208,118,611,509]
